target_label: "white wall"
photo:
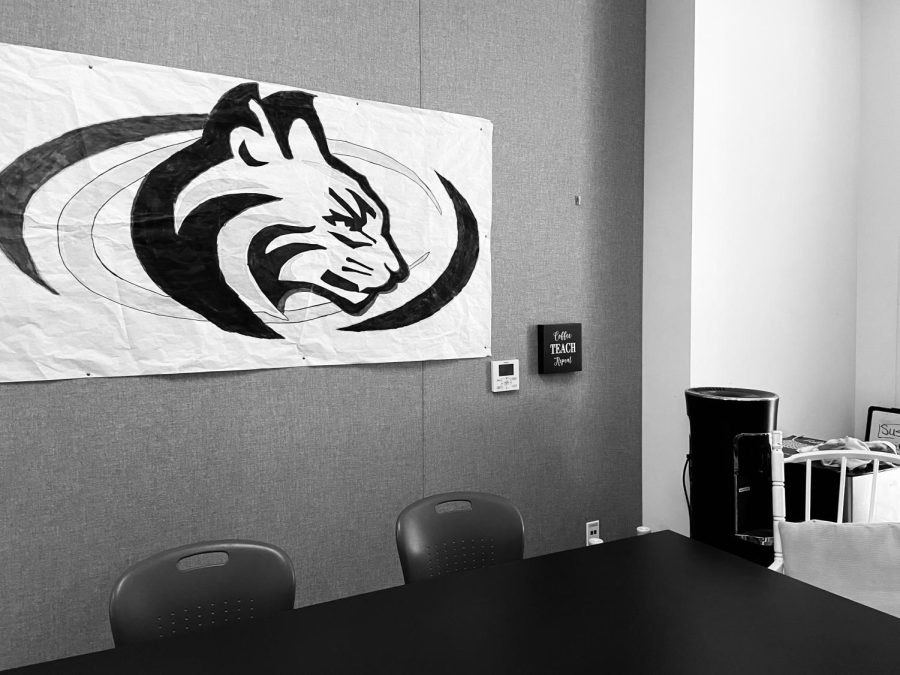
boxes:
[644,0,861,534]
[692,0,860,436]
[856,0,900,433]
[643,0,694,536]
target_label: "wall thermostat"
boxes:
[491,359,519,392]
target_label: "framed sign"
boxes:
[865,406,900,443]
[537,323,582,374]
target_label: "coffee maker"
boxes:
[685,387,779,565]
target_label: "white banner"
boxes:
[0,43,492,382]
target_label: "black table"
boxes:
[10,531,900,674]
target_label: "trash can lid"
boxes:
[685,387,779,401]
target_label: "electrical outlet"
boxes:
[585,520,600,546]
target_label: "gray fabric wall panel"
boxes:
[0,0,421,105]
[1,366,424,664]
[0,0,644,668]
[420,0,644,552]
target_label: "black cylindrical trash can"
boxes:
[685,387,779,563]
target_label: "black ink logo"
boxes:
[0,83,479,339]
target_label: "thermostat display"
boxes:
[491,359,519,392]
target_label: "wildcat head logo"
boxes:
[133,84,411,339]
[0,83,477,340]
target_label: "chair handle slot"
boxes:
[435,500,473,514]
[177,551,229,572]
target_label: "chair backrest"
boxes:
[109,540,296,646]
[770,431,900,572]
[396,491,524,583]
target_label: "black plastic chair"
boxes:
[395,491,525,583]
[108,539,296,646]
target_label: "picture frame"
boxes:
[864,406,900,443]
[537,323,582,374]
